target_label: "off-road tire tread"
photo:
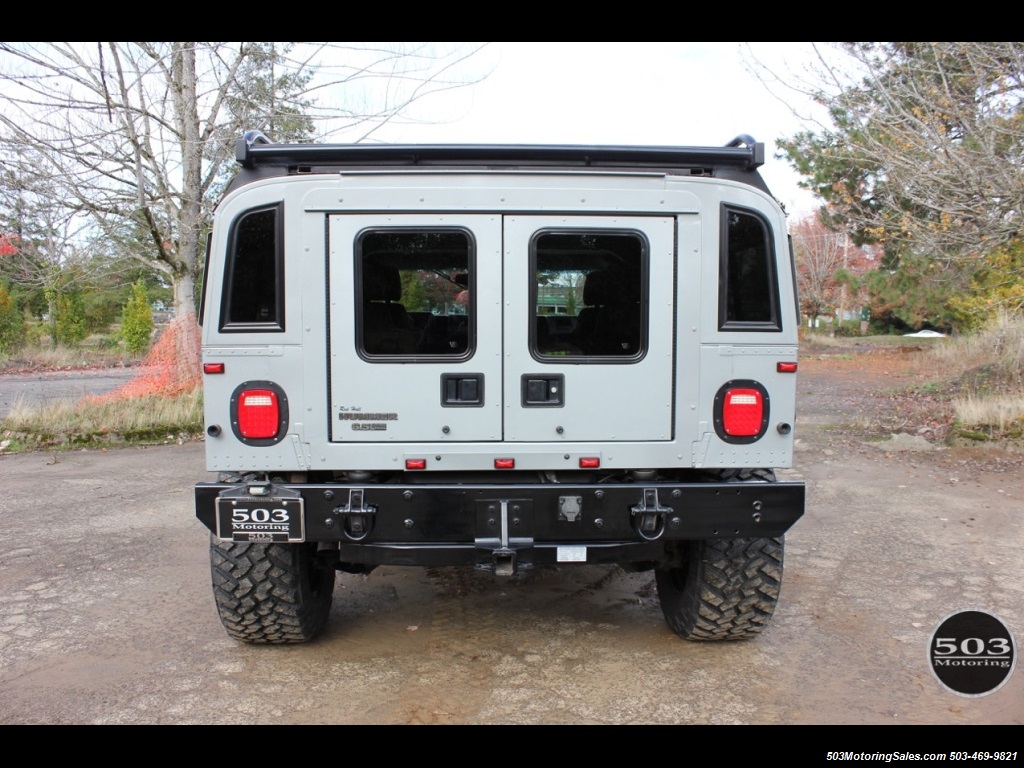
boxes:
[210,537,335,644]
[655,536,784,641]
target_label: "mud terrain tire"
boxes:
[655,536,784,641]
[210,536,335,644]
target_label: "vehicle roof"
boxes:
[225,130,773,197]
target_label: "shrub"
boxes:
[120,279,153,354]
[0,284,26,353]
[51,288,87,345]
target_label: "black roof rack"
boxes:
[234,130,765,172]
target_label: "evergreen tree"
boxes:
[773,43,1024,329]
[51,286,87,345]
[120,279,153,354]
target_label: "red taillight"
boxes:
[203,362,225,374]
[579,457,600,469]
[494,458,515,469]
[405,459,426,470]
[777,361,798,373]
[236,389,281,439]
[722,388,764,437]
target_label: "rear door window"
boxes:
[531,231,647,360]
[356,229,473,359]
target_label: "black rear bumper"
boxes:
[196,478,804,570]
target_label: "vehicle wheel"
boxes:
[209,536,336,644]
[655,535,784,641]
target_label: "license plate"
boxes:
[215,496,305,543]
[557,545,587,562]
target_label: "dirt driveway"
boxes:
[0,344,1021,725]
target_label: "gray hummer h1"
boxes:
[195,131,805,644]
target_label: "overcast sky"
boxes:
[366,42,829,219]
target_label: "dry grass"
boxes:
[920,313,1024,436]
[0,340,138,373]
[800,316,1024,441]
[950,393,1024,435]
[798,331,850,351]
[926,313,1024,380]
[799,328,940,353]
[1,388,203,450]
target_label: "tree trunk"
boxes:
[171,42,203,326]
[173,270,198,321]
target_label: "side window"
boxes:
[220,204,284,332]
[719,205,781,331]
[357,229,473,359]
[531,231,647,361]
[198,231,212,327]
[788,233,801,327]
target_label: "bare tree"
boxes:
[790,213,845,322]
[790,212,875,324]
[0,151,100,319]
[0,42,491,326]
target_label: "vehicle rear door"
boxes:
[327,214,503,442]
[502,215,676,442]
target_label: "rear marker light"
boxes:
[494,458,515,469]
[237,389,280,439]
[405,459,427,470]
[203,362,225,374]
[777,362,798,373]
[579,457,600,469]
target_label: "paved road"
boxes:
[0,367,139,418]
